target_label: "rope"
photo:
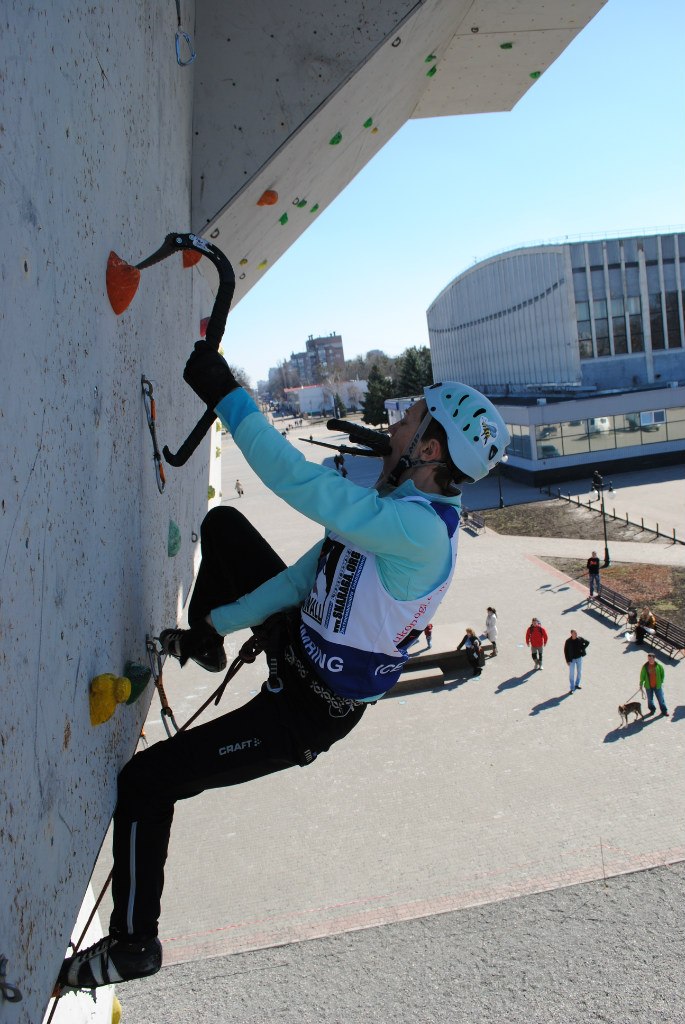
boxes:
[50,633,261,1010]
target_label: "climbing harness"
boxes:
[141,376,166,494]
[174,0,196,65]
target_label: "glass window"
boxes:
[576,301,590,320]
[577,320,592,341]
[612,316,628,354]
[629,314,644,352]
[536,440,563,460]
[649,294,665,348]
[589,424,616,451]
[606,239,620,264]
[661,235,675,259]
[560,421,590,456]
[593,299,607,318]
[622,238,638,262]
[665,292,682,347]
[626,296,641,314]
[578,337,594,360]
[609,268,623,297]
[641,422,666,444]
[595,319,610,356]
[587,241,603,265]
[591,269,605,295]
[573,271,588,301]
[644,235,659,260]
[610,297,624,316]
[614,413,641,448]
[666,407,685,440]
[535,424,559,440]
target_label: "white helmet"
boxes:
[423,382,509,482]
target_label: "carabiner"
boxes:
[174,0,196,65]
[141,376,166,494]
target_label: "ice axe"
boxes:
[106,232,205,316]
[106,231,236,468]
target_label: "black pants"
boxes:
[110,507,366,940]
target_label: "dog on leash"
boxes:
[618,701,644,725]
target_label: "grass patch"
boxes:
[479,499,685,626]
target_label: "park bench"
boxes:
[587,585,632,624]
[461,509,485,535]
[400,642,493,679]
[651,614,685,659]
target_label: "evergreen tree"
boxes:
[397,346,433,395]
[334,393,348,418]
[361,364,393,425]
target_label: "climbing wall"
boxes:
[0,5,214,1021]
[190,0,606,303]
[0,1,604,1021]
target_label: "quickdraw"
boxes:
[141,376,166,494]
[174,0,196,66]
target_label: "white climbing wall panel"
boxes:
[0,1,604,1020]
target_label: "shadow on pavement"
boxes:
[529,692,572,715]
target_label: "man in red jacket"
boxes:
[525,617,548,670]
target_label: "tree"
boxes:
[334,392,348,417]
[397,346,433,395]
[361,364,393,425]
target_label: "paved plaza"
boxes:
[93,419,685,1021]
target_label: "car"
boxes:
[538,444,561,458]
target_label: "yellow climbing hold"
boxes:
[258,259,268,269]
[239,258,248,266]
[89,674,132,726]
[112,995,123,1024]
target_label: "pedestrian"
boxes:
[235,478,244,498]
[457,627,482,676]
[484,606,498,656]
[586,550,601,597]
[424,622,433,649]
[564,628,589,692]
[635,607,656,645]
[525,617,548,669]
[591,468,603,500]
[640,653,668,716]
[58,236,510,992]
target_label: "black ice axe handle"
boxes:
[326,419,392,457]
[163,407,217,467]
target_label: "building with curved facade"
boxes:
[427,231,685,482]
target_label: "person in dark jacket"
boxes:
[586,550,601,597]
[564,629,589,692]
[457,627,482,676]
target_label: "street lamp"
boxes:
[592,469,610,567]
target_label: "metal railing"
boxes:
[540,486,682,545]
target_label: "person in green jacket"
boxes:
[640,654,668,716]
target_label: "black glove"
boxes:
[183,341,240,408]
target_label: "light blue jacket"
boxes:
[210,389,461,635]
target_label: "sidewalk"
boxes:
[93,422,685,1016]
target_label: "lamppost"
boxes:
[592,470,611,567]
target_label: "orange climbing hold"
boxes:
[257,189,279,206]
[182,249,203,268]
[106,251,141,316]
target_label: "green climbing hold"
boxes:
[168,519,181,557]
[329,131,342,145]
[208,484,216,500]
[297,199,307,208]
[310,203,320,214]
[426,65,437,77]
[123,662,152,705]
[279,212,288,225]
[500,41,513,50]
[530,70,541,79]
[425,54,436,62]
[363,117,373,128]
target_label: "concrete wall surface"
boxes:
[0,5,212,1021]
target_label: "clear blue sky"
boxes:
[228,0,685,386]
